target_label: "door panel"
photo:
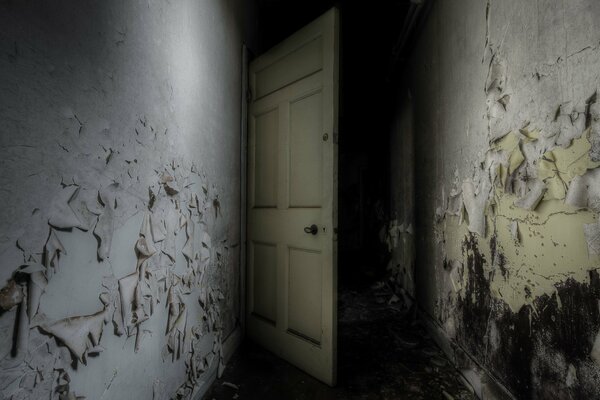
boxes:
[288,247,322,344]
[289,91,323,208]
[246,8,339,385]
[254,37,323,99]
[253,109,279,207]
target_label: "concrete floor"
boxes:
[205,287,475,400]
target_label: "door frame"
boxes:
[240,43,250,337]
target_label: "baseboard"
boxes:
[222,326,243,364]
[192,364,218,400]
[418,309,515,400]
[193,326,243,400]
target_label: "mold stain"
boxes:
[456,233,600,399]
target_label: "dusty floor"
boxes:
[205,286,475,400]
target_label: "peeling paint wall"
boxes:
[0,0,246,399]
[397,0,600,398]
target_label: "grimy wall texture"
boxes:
[0,0,245,399]
[395,0,600,398]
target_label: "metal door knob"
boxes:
[304,224,318,235]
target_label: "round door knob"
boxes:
[304,224,318,235]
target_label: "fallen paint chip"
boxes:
[442,390,455,400]
[566,364,578,388]
[222,382,239,390]
[430,356,447,367]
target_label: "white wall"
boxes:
[0,0,246,398]
[393,0,600,398]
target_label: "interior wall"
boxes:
[393,0,600,398]
[0,0,248,399]
[388,90,415,299]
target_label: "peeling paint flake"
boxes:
[514,179,546,211]
[583,220,600,257]
[462,180,489,236]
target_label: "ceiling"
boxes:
[251,0,429,152]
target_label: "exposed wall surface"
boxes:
[0,0,246,398]
[391,0,600,398]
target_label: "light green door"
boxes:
[246,8,339,386]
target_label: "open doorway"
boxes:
[207,2,475,399]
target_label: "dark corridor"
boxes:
[205,2,474,400]
[206,287,475,400]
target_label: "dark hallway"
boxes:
[206,286,474,400]
[3,0,600,399]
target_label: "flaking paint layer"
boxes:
[404,0,600,397]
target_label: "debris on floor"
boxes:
[205,286,475,399]
[221,382,239,390]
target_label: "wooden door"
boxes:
[246,8,339,385]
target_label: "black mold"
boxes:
[455,233,600,399]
